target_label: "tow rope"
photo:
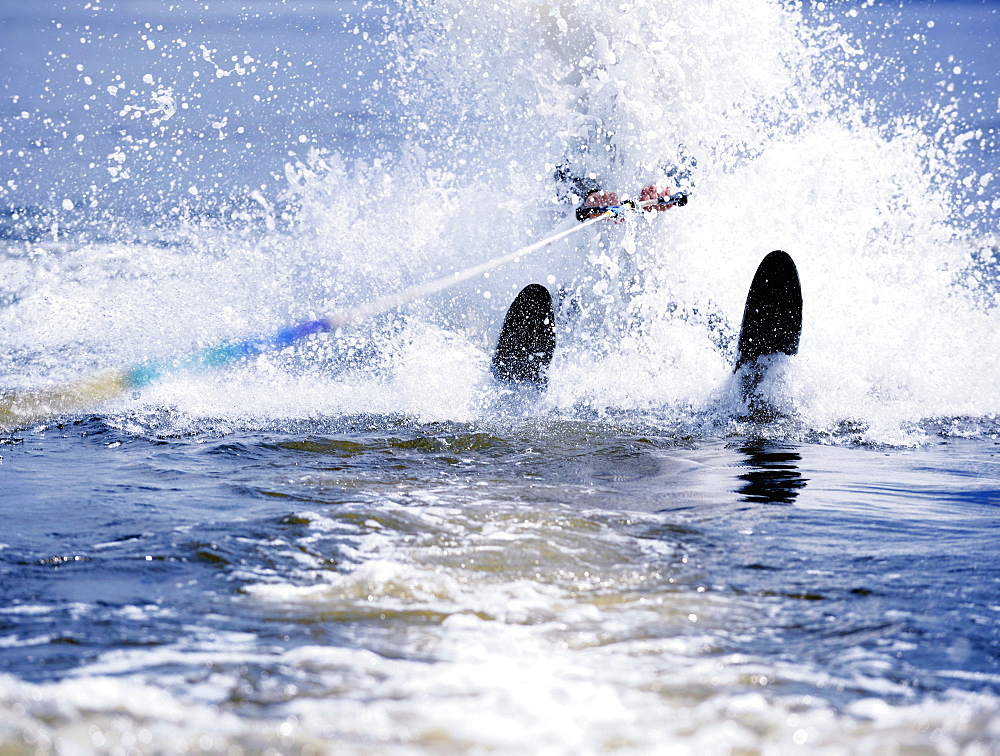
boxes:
[0,191,688,428]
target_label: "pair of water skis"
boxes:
[491,250,802,416]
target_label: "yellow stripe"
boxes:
[0,371,130,430]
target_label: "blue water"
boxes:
[2,420,999,750]
[2,1,1000,752]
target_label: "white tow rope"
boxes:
[330,191,689,327]
[0,192,687,428]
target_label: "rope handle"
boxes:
[575,191,689,221]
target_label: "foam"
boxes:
[4,490,1000,752]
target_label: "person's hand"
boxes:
[584,190,620,210]
[639,182,674,211]
[579,190,622,222]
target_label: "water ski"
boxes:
[734,250,802,403]
[492,284,556,385]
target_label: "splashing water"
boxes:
[3,0,997,443]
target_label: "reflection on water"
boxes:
[737,442,807,504]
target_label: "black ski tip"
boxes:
[734,250,802,374]
[492,284,556,385]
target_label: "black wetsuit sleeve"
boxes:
[554,164,600,202]
[554,164,601,222]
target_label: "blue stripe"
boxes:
[123,318,332,389]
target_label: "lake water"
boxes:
[1,0,999,753]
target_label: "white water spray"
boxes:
[1,0,997,444]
